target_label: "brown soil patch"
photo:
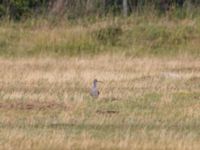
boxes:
[96,110,119,115]
[0,100,67,110]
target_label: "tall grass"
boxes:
[0,9,200,57]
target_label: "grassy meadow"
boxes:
[0,14,200,57]
[0,56,200,149]
[0,14,200,149]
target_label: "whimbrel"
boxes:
[90,79,102,98]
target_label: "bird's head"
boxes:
[94,79,98,83]
[93,79,103,84]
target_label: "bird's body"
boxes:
[90,87,100,98]
[90,79,101,98]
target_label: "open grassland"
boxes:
[0,55,200,149]
[0,15,200,57]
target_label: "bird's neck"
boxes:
[93,83,97,88]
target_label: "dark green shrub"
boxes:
[93,25,123,46]
[0,4,6,18]
[0,0,49,20]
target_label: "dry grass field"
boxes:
[0,55,200,149]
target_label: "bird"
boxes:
[90,79,102,98]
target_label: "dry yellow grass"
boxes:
[0,55,200,149]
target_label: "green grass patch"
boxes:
[0,15,200,57]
